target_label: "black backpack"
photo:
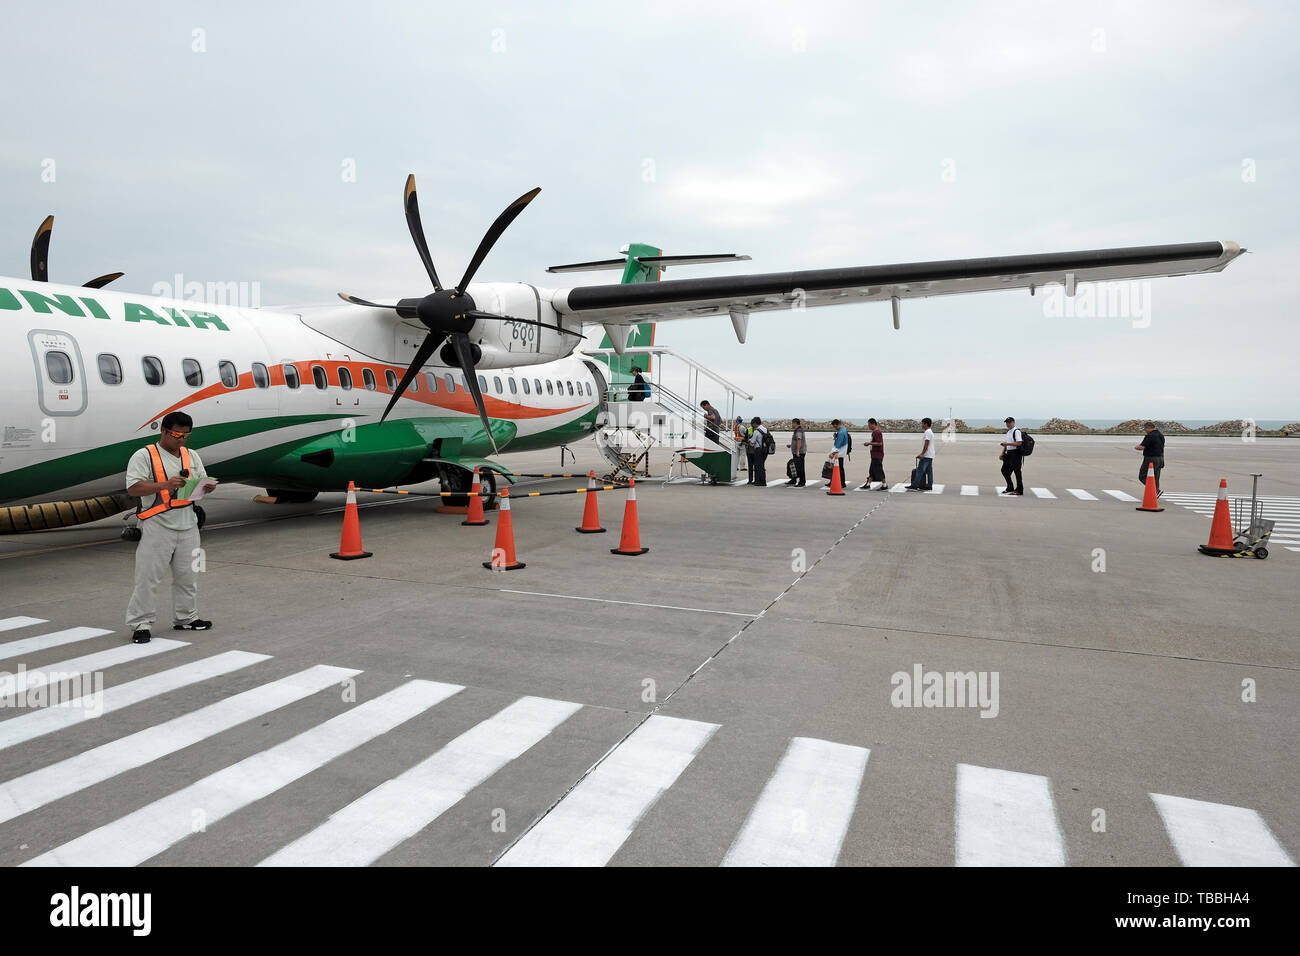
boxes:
[845,431,852,459]
[762,428,776,455]
[1019,429,1035,456]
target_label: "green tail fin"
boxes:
[597,242,658,376]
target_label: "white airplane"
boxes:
[0,174,1245,532]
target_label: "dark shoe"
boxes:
[796,482,805,487]
[131,628,152,644]
[174,619,213,631]
[1013,490,1024,495]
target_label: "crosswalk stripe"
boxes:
[1103,489,1139,502]
[0,651,270,752]
[0,663,357,827]
[889,483,908,493]
[0,627,114,663]
[23,679,457,867]
[496,714,719,867]
[0,639,186,699]
[721,737,869,867]
[1030,488,1056,498]
[955,764,1066,866]
[261,695,581,866]
[924,484,945,494]
[1150,793,1296,866]
[0,617,46,633]
[1067,489,1098,500]
[1288,547,1300,553]
[961,485,978,496]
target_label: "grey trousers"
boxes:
[126,521,201,629]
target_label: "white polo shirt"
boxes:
[1005,427,1022,450]
[921,428,935,459]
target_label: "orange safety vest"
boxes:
[137,445,194,519]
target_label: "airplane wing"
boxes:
[549,240,1244,327]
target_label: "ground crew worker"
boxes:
[1135,421,1165,495]
[125,412,214,643]
[736,417,754,482]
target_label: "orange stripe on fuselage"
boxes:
[138,359,587,430]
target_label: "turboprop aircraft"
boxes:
[0,173,1245,531]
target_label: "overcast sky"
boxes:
[2,0,1295,421]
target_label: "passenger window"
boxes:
[508,377,517,395]
[312,365,328,389]
[477,374,487,392]
[143,356,166,386]
[534,379,542,394]
[409,374,419,393]
[252,362,270,388]
[546,380,553,395]
[426,372,439,392]
[566,381,574,396]
[284,364,300,389]
[45,350,74,384]
[97,353,123,385]
[522,378,530,395]
[385,370,397,391]
[445,373,456,393]
[493,375,503,393]
[339,367,353,390]
[183,358,203,387]
[362,368,376,390]
[585,382,592,396]
[219,360,238,388]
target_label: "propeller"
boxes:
[340,174,576,454]
[30,215,125,288]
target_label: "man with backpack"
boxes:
[999,416,1027,495]
[749,416,774,486]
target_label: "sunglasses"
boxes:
[165,429,191,440]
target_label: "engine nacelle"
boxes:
[463,283,585,368]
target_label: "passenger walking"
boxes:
[787,418,807,486]
[867,417,886,489]
[1135,421,1165,496]
[905,418,935,490]
[999,416,1024,495]
[831,418,849,489]
[628,366,650,402]
[749,417,772,486]
[700,400,724,444]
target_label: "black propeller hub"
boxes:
[440,340,481,367]
[415,289,477,335]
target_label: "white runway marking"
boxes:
[1150,793,1296,866]
[496,714,719,867]
[0,664,356,827]
[1030,488,1056,498]
[955,764,1066,866]
[23,679,456,867]
[721,737,869,867]
[925,484,945,494]
[889,483,909,493]
[961,485,979,496]
[0,639,186,698]
[261,695,581,866]
[1066,489,1098,500]
[499,590,754,618]
[0,651,270,752]
[1103,489,1139,502]
[0,626,114,662]
[0,617,46,633]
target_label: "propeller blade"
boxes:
[404,174,443,292]
[456,187,541,293]
[338,292,399,309]
[448,331,498,454]
[83,272,124,289]
[31,216,53,282]
[379,332,444,424]
[464,310,585,338]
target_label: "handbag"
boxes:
[821,459,835,481]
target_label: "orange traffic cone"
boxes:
[826,453,844,496]
[462,468,489,526]
[330,481,372,560]
[1198,478,1237,556]
[610,478,649,556]
[1136,462,1164,512]
[482,488,525,570]
[576,470,607,534]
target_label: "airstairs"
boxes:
[584,346,752,483]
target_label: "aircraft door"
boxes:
[28,329,88,417]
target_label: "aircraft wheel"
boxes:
[478,469,498,509]
[121,526,142,542]
[1254,547,1268,559]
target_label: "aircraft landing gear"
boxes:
[437,465,497,509]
